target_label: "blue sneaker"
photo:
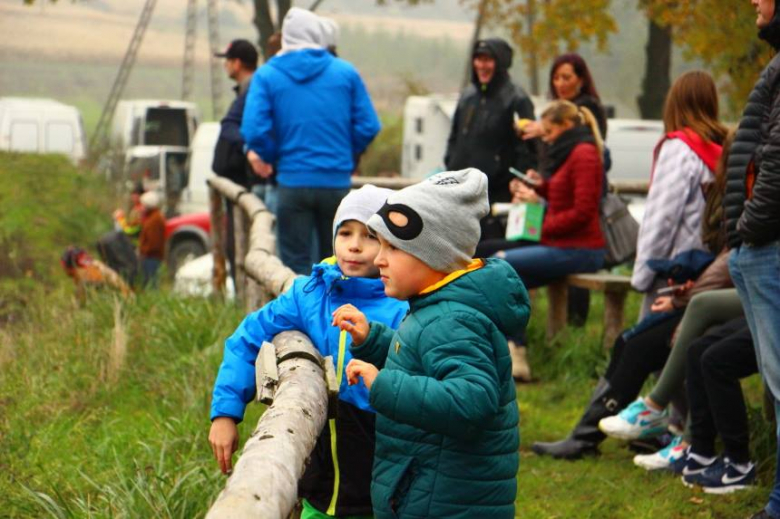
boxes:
[633,436,685,471]
[599,398,669,440]
[683,458,756,494]
[668,446,692,475]
[676,450,719,479]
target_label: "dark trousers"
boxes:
[276,186,349,275]
[605,313,684,401]
[141,257,161,288]
[687,317,756,463]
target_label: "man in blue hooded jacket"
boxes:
[241,7,381,275]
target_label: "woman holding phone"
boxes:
[499,100,606,288]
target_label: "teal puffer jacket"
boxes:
[351,258,530,519]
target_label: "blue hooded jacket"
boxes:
[241,49,381,189]
[210,261,408,422]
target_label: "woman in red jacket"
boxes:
[499,100,605,287]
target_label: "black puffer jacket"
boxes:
[445,38,537,205]
[725,12,780,248]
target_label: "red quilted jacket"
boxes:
[536,142,606,249]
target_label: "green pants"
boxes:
[648,289,744,407]
[301,499,373,519]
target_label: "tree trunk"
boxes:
[462,0,488,91]
[637,19,672,119]
[253,0,293,61]
[253,0,276,61]
[526,0,540,96]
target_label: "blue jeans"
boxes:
[276,186,349,275]
[729,242,780,517]
[251,183,278,215]
[141,257,162,288]
[498,245,605,289]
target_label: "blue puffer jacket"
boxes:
[211,262,408,421]
[351,258,530,519]
[241,49,381,190]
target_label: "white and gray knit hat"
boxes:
[367,169,489,273]
[333,185,395,241]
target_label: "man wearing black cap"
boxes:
[212,39,262,284]
[212,39,260,189]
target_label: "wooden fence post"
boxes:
[205,331,328,519]
[232,194,248,305]
[209,185,227,297]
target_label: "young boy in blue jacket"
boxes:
[334,169,530,519]
[209,185,408,519]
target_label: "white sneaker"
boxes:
[599,397,669,440]
[633,436,685,471]
[509,342,531,382]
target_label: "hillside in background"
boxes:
[0,0,705,138]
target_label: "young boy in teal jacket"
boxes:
[209,185,408,519]
[334,169,530,519]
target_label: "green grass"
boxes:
[0,152,117,322]
[0,153,773,518]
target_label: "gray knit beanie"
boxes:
[367,169,489,273]
[332,185,395,242]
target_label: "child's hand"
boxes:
[346,359,379,390]
[332,304,370,346]
[209,417,239,475]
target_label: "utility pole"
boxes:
[182,0,198,101]
[90,0,158,152]
[206,0,224,120]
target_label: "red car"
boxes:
[165,212,211,273]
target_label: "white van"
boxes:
[111,100,199,152]
[179,122,220,215]
[0,97,87,163]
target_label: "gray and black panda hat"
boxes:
[366,168,489,273]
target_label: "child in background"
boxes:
[334,169,530,519]
[209,185,408,519]
[138,191,165,288]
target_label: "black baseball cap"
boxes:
[215,39,259,68]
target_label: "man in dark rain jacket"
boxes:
[445,37,537,240]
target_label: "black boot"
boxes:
[531,379,622,460]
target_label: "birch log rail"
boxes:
[205,332,329,519]
[207,177,298,306]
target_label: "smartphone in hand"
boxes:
[656,284,686,296]
[509,167,541,187]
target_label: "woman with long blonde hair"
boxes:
[500,99,606,290]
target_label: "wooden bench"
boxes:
[546,272,633,349]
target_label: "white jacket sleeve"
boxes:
[631,140,704,292]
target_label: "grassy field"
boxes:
[0,153,773,518]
